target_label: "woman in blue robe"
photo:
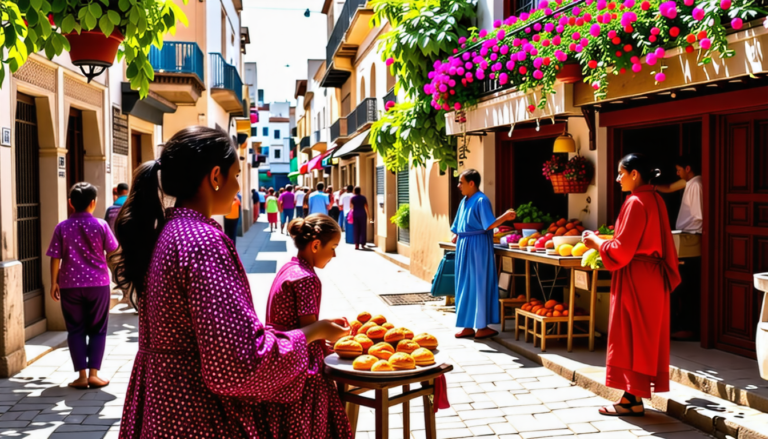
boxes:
[451,169,516,339]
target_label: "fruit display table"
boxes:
[438,242,603,352]
[326,363,453,439]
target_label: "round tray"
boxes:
[325,349,447,378]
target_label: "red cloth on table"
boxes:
[599,185,681,399]
[433,375,450,412]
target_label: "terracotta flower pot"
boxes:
[555,63,583,84]
[513,222,545,232]
[64,29,125,68]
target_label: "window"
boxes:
[274,149,281,160]
[262,127,268,136]
[274,129,280,139]
[505,0,535,15]
[251,127,257,137]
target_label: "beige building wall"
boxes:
[408,161,452,281]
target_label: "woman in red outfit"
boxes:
[583,153,681,417]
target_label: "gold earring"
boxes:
[215,185,219,191]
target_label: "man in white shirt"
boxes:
[656,156,703,233]
[655,156,702,341]
[339,185,354,231]
[294,187,306,218]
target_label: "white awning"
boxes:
[333,129,372,158]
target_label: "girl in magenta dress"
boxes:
[263,214,352,438]
[111,127,350,438]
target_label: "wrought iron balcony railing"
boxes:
[149,41,205,83]
[354,97,377,132]
[209,53,243,102]
[326,0,368,68]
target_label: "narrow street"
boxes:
[0,219,712,439]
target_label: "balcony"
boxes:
[353,97,377,132]
[148,41,205,104]
[300,136,311,153]
[383,88,396,106]
[209,53,244,114]
[321,0,372,88]
[330,117,350,143]
[311,129,327,153]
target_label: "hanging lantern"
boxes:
[64,29,125,82]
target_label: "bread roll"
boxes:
[384,328,405,344]
[368,342,395,360]
[354,334,373,353]
[349,320,363,336]
[396,340,420,355]
[411,348,435,366]
[370,315,387,325]
[401,328,415,340]
[413,333,438,350]
[382,322,395,330]
[357,311,372,324]
[359,321,377,336]
[366,325,386,340]
[371,359,394,372]
[353,355,378,371]
[388,352,416,370]
[334,339,363,359]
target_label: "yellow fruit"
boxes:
[572,243,588,257]
[529,232,541,240]
[519,238,529,248]
[558,244,573,257]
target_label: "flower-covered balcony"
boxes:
[148,41,206,104]
[425,0,767,133]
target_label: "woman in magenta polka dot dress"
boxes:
[262,214,352,438]
[111,127,350,439]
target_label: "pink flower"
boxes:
[458,37,467,44]
[699,37,711,49]
[592,82,600,90]
[573,6,581,15]
[534,57,544,68]
[553,35,562,45]
[624,0,635,7]
[581,38,590,47]
[659,1,677,19]
[641,1,650,9]
[479,29,488,38]
[545,22,555,32]
[386,58,394,66]
[506,60,516,70]
[534,23,542,31]
[645,53,657,65]
[499,72,509,84]
[721,0,731,8]
[608,30,617,38]
[692,7,705,20]
[520,12,529,20]
[655,72,666,82]
[556,25,565,33]
[632,63,642,72]
[454,102,462,111]
[497,29,506,40]
[533,70,544,79]
[519,66,528,75]
[572,32,581,40]
[684,0,694,5]
[732,17,743,29]
[493,19,502,28]
[654,47,666,58]
[539,0,549,8]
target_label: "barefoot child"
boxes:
[263,214,352,438]
[47,182,118,389]
[266,188,279,232]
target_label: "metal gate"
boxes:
[397,169,410,244]
[15,93,45,331]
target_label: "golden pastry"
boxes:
[411,348,435,366]
[334,339,363,359]
[371,359,394,372]
[354,334,373,354]
[384,328,405,344]
[349,320,363,336]
[357,311,372,324]
[368,342,395,360]
[388,352,416,370]
[401,328,414,340]
[366,326,387,340]
[396,339,420,355]
[413,333,438,350]
[353,355,378,371]
[382,322,395,330]
[370,314,387,325]
[359,321,378,336]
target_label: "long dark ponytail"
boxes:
[110,126,237,298]
[619,153,661,184]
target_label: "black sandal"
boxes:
[599,393,645,417]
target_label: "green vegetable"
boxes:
[598,224,615,235]
[513,202,554,224]
[581,249,604,270]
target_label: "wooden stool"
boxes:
[499,298,526,331]
[326,363,453,439]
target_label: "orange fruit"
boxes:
[565,223,575,230]
[562,310,569,316]
[554,304,565,312]
[517,294,526,300]
[553,310,562,317]
[556,218,567,227]
[546,312,553,317]
[555,227,567,236]
[532,305,543,313]
[544,300,558,309]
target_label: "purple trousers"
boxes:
[353,215,367,246]
[60,285,110,371]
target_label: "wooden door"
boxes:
[66,108,84,192]
[131,133,143,173]
[15,93,45,335]
[715,109,768,358]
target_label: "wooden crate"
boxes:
[514,308,593,352]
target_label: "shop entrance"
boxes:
[131,133,143,173]
[14,93,45,336]
[713,109,768,358]
[66,108,85,192]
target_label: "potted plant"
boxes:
[0,0,188,96]
[390,203,410,230]
[511,202,553,232]
[544,154,594,194]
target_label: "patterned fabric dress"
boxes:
[262,257,353,439]
[119,208,310,439]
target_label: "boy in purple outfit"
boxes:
[47,182,118,389]
[278,184,296,234]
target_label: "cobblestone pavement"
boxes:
[0,220,713,438]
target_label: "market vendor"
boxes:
[655,155,702,340]
[451,169,517,340]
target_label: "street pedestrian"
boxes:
[224,194,241,245]
[339,185,354,232]
[266,188,279,232]
[47,182,118,390]
[451,169,516,340]
[295,186,306,218]
[110,126,349,438]
[258,186,267,214]
[263,214,352,438]
[328,186,339,221]
[308,182,331,215]
[252,188,260,222]
[583,153,680,417]
[349,186,371,250]
[279,184,296,234]
[105,182,128,235]
[302,187,310,215]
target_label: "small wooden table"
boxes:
[326,363,454,439]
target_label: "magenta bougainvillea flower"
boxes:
[732,17,743,28]
[655,72,666,82]
[692,7,705,20]
[386,58,394,66]
[699,37,712,49]
[659,1,677,18]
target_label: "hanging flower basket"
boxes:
[550,173,589,194]
[64,29,125,70]
[555,63,583,84]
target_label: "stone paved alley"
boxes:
[0,220,713,438]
